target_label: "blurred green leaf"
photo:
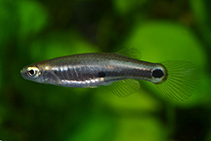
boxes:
[0,0,17,45]
[207,129,211,141]
[0,60,2,90]
[113,0,147,15]
[190,0,207,24]
[114,117,167,141]
[126,22,205,65]
[69,113,115,141]
[29,31,99,61]
[190,0,211,50]
[94,86,161,113]
[18,0,48,40]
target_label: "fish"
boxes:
[20,48,199,101]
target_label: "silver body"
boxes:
[21,53,165,87]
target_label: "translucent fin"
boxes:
[109,79,140,97]
[116,47,141,60]
[156,61,200,101]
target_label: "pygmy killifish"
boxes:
[20,48,199,101]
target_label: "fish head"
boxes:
[21,63,61,85]
[20,65,44,83]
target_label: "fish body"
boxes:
[21,49,199,101]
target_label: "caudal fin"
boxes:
[155,61,200,101]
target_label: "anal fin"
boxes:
[109,79,140,97]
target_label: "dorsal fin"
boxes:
[116,47,141,60]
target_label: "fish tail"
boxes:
[155,61,200,101]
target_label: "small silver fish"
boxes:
[20,48,199,101]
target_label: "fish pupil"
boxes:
[29,70,34,75]
[98,71,106,77]
[152,69,164,78]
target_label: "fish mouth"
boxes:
[20,68,27,79]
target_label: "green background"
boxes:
[0,0,210,140]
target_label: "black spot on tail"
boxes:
[152,69,164,78]
[98,71,106,77]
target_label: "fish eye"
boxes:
[26,67,40,78]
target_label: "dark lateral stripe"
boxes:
[139,69,152,79]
